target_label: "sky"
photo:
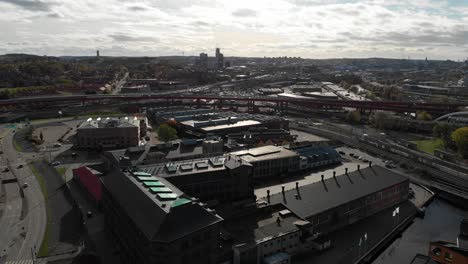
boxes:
[1,0,468,60]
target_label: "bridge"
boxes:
[0,94,466,114]
[434,111,468,121]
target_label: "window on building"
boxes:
[444,252,453,263]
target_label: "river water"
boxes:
[372,198,467,264]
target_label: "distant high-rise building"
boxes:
[215,47,224,69]
[199,52,208,71]
[97,50,100,57]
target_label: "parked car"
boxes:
[23,182,28,188]
[338,151,345,155]
[17,164,23,169]
[51,161,61,166]
[3,167,9,172]
[71,152,78,158]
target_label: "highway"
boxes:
[0,93,466,114]
[0,127,46,263]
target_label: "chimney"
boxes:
[321,174,324,181]
[296,182,299,190]
[345,167,348,174]
[276,216,281,226]
[357,164,360,171]
[267,189,270,199]
[369,161,372,167]
[333,171,336,178]
[281,185,285,195]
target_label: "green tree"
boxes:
[451,127,468,158]
[417,111,432,121]
[371,112,393,130]
[433,123,452,147]
[346,110,361,124]
[156,124,177,142]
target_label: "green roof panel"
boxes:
[133,171,152,177]
[157,193,178,200]
[171,198,191,208]
[137,176,158,182]
[149,187,172,193]
[143,181,165,187]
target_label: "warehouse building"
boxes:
[138,156,254,205]
[231,145,299,179]
[76,116,147,150]
[101,169,223,264]
[262,165,409,235]
[224,204,315,264]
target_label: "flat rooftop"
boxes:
[139,155,250,179]
[224,204,306,245]
[201,120,261,132]
[79,116,140,129]
[262,165,408,219]
[231,145,298,163]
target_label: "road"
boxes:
[0,126,46,263]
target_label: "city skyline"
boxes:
[1,0,468,60]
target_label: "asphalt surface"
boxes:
[0,127,46,263]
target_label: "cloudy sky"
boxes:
[1,0,468,59]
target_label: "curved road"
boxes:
[0,126,46,263]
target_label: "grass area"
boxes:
[13,139,22,152]
[411,138,444,154]
[56,167,67,176]
[29,163,51,257]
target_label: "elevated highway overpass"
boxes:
[0,94,466,115]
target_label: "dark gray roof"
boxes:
[264,166,408,219]
[100,168,223,242]
[139,155,251,179]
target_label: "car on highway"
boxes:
[51,161,61,166]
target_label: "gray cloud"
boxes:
[109,34,158,42]
[0,0,53,11]
[127,6,147,12]
[232,8,257,17]
[47,12,63,18]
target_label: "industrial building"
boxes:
[138,156,254,205]
[231,145,300,179]
[101,168,223,264]
[149,107,289,137]
[226,128,296,147]
[75,116,147,150]
[262,165,409,236]
[103,138,225,168]
[224,204,315,264]
[289,142,341,170]
[102,148,254,205]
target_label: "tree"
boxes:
[346,110,361,124]
[433,123,452,147]
[371,112,393,130]
[417,111,432,121]
[451,127,468,158]
[156,124,177,142]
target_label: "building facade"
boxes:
[231,146,300,179]
[101,169,223,264]
[76,117,143,150]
